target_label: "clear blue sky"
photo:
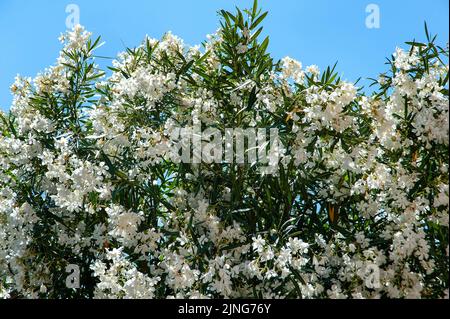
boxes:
[1,0,448,111]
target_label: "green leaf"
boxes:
[250,11,268,30]
[252,0,259,19]
[260,36,269,54]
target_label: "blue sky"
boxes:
[0,0,448,111]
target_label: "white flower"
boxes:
[236,43,248,54]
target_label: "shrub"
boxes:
[0,1,448,299]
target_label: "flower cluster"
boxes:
[0,3,448,299]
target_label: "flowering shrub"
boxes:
[0,2,448,299]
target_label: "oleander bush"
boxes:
[0,1,448,299]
